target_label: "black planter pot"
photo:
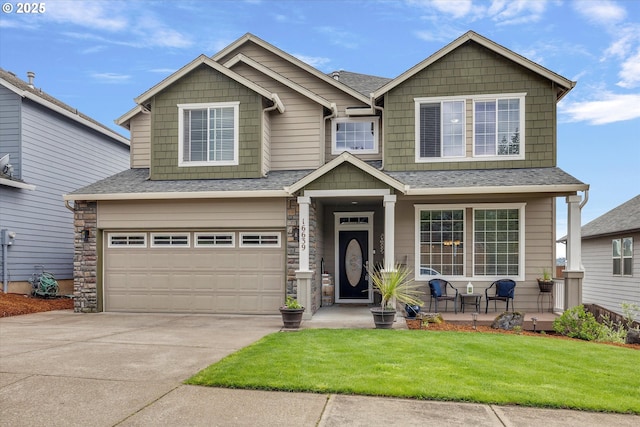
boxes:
[370,307,396,329]
[279,307,305,329]
[537,280,554,293]
[405,304,421,319]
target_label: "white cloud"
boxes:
[429,0,473,18]
[617,49,640,88]
[293,54,331,69]
[488,0,547,25]
[316,26,358,49]
[573,0,626,26]
[560,92,640,124]
[91,72,131,83]
[46,0,128,31]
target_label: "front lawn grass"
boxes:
[186,329,640,414]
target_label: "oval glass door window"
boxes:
[345,238,363,287]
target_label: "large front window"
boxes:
[418,208,465,277]
[415,204,524,280]
[178,102,239,166]
[474,208,520,276]
[332,117,378,154]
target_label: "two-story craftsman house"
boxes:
[65,31,588,317]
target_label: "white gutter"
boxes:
[0,177,36,190]
[405,183,589,196]
[322,103,338,165]
[63,189,290,202]
[371,94,384,169]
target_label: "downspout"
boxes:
[262,95,285,177]
[323,103,338,165]
[370,94,384,169]
[65,200,74,212]
[2,232,7,293]
[579,189,589,209]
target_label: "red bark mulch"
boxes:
[0,291,74,317]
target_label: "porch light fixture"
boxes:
[292,227,299,242]
[471,312,478,330]
[81,228,90,243]
[531,317,538,333]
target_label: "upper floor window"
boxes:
[416,100,465,159]
[332,117,379,155]
[415,93,525,162]
[474,97,522,156]
[178,102,239,167]
[613,237,633,276]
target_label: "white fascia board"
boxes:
[0,178,36,190]
[63,189,289,202]
[134,55,277,106]
[115,105,145,129]
[224,54,333,110]
[406,183,589,196]
[345,107,375,116]
[213,33,371,105]
[0,78,130,146]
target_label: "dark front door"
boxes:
[338,230,369,300]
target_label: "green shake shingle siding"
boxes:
[150,65,263,180]
[384,41,557,172]
[304,162,391,191]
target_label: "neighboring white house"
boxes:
[580,195,640,320]
[0,68,130,295]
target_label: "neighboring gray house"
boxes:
[581,195,640,319]
[0,68,130,295]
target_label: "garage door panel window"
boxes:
[240,233,281,248]
[108,234,147,248]
[195,233,235,247]
[151,234,190,248]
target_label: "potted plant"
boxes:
[537,268,554,292]
[279,296,305,329]
[369,263,424,329]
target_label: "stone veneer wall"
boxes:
[286,197,320,313]
[73,201,98,312]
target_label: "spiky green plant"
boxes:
[369,263,424,310]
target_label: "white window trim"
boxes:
[331,117,379,155]
[107,233,147,248]
[414,204,468,281]
[414,98,466,162]
[150,233,191,248]
[239,232,281,248]
[414,93,526,163]
[414,203,526,282]
[194,232,236,248]
[472,94,526,160]
[471,203,526,282]
[177,101,239,167]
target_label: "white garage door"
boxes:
[103,231,285,314]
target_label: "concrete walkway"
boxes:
[1,309,638,426]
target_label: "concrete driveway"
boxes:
[2,309,639,427]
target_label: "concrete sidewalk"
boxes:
[1,309,638,426]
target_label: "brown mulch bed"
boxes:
[0,291,74,317]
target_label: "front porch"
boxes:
[303,304,558,331]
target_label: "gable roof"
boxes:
[284,152,406,194]
[372,30,576,101]
[212,33,371,104]
[0,68,129,146]
[133,54,285,113]
[223,53,335,110]
[581,194,640,239]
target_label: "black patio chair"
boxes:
[428,278,458,314]
[485,279,516,313]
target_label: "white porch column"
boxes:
[383,194,396,271]
[296,196,313,319]
[565,195,583,271]
[297,196,311,271]
[563,194,584,309]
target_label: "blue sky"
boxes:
[1,0,639,255]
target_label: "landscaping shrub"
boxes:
[553,305,604,341]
